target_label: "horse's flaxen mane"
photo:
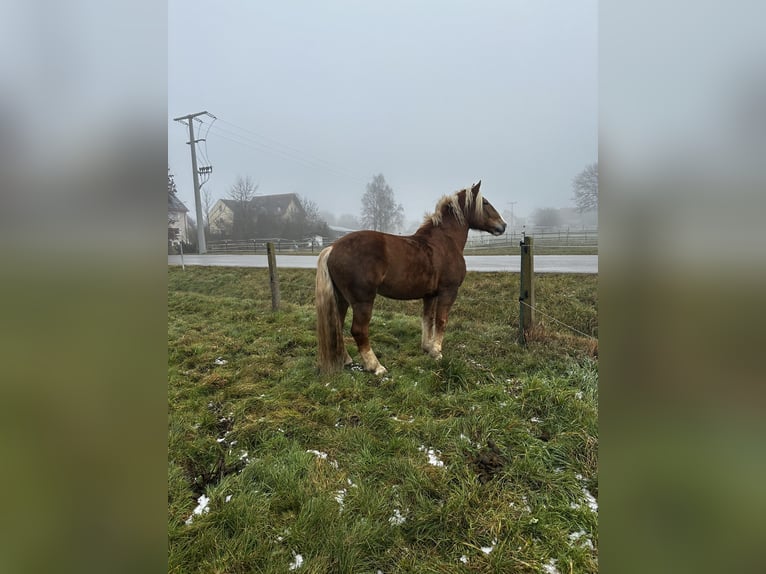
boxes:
[425,187,483,228]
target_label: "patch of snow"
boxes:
[225,494,232,503]
[583,488,598,512]
[542,558,560,574]
[418,446,444,467]
[570,475,598,513]
[530,416,542,423]
[481,539,498,554]
[335,489,347,511]
[511,495,532,513]
[184,494,210,524]
[214,357,228,365]
[568,530,594,550]
[306,449,339,469]
[460,555,469,564]
[388,508,406,526]
[288,552,303,570]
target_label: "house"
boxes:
[168,193,190,244]
[209,193,306,239]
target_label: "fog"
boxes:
[168,1,597,225]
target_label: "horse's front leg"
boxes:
[421,296,437,357]
[430,290,459,361]
[350,301,387,375]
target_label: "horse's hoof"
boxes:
[374,365,388,376]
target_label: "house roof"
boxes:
[218,193,304,217]
[168,194,189,213]
[328,225,357,233]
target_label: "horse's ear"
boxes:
[471,180,482,194]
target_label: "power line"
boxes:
[211,118,369,185]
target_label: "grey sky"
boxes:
[168,0,596,226]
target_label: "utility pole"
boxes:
[173,111,210,254]
[507,201,517,231]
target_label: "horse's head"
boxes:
[465,181,507,236]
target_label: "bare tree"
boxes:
[168,168,181,248]
[572,162,598,212]
[202,187,214,239]
[228,175,259,203]
[532,207,562,229]
[227,176,259,239]
[360,174,404,233]
[337,213,360,229]
[283,195,330,239]
[299,195,321,226]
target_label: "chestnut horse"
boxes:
[316,181,506,375]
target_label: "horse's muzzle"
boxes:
[491,222,507,236]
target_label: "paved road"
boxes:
[168,254,597,273]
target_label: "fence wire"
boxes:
[519,300,597,340]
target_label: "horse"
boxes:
[315,181,506,375]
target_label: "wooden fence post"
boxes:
[266,241,281,311]
[519,235,534,345]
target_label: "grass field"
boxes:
[168,266,598,573]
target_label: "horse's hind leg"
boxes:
[337,296,353,366]
[350,301,387,375]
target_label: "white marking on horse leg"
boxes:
[360,348,387,375]
[421,316,435,353]
[429,321,447,360]
[343,349,353,366]
[429,335,443,361]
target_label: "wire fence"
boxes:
[464,228,598,252]
[520,300,598,340]
[205,238,318,254]
[196,228,598,255]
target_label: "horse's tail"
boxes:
[315,246,346,374]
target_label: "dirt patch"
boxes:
[468,439,507,483]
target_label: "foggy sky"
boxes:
[168,1,597,226]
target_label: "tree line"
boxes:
[168,163,597,248]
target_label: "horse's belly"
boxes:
[377,276,435,300]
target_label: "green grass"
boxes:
[168,267,598,573]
